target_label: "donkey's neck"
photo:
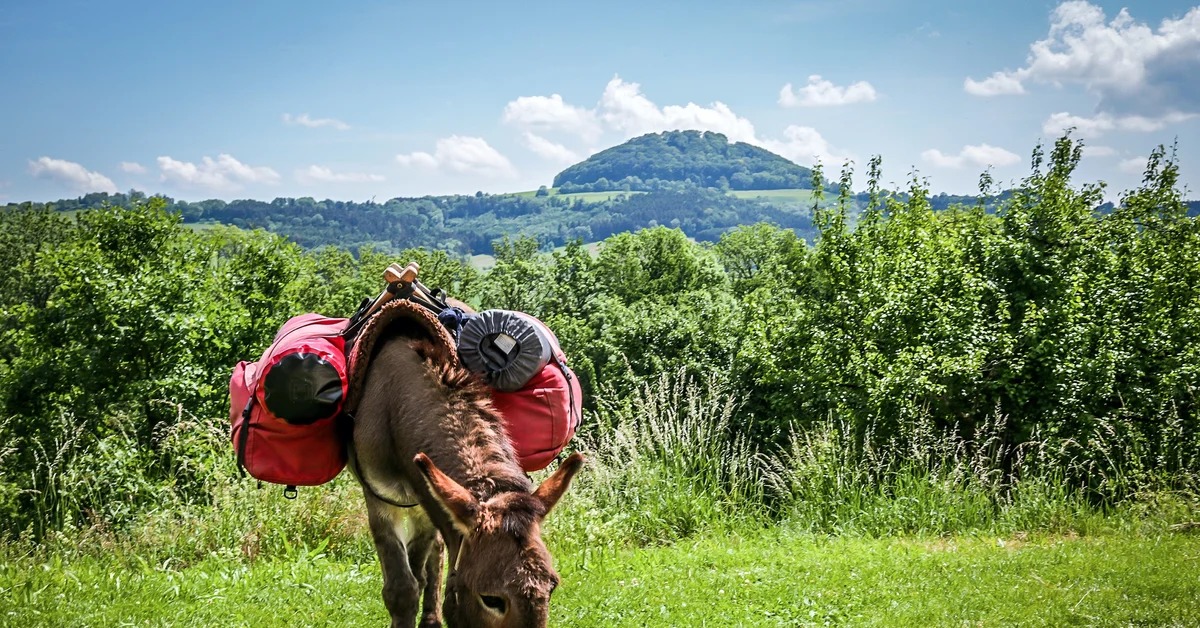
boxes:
[438,390,532,503]
[400,336,533,503]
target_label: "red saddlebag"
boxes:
[229,314,349,488]
[477,314,583,472]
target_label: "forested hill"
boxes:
[552,130,814,192]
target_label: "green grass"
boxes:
[509,187,812,205]
[472,241,602,270]
[728,188,816,205]
[5,529,1198,626]
[556,190,643,202]
[182,221,222,232]
[468,252,496,271]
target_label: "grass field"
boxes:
[510,187,811,205]
[4,529,1198,627]
[471,241,604,270]
[507,189,643,203]
[729,188,816,205]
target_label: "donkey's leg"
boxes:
[408,528,444,628]
[366,502,423,628]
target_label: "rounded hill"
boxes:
[552,130,814,191]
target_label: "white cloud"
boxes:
[502,94,602,141]
[396,136,516,178]
[598,76,759,143]
[503,76,853,169]
[778,75,878,107]
[295,165,385,184]
[760,125,854,168]
[921,144,1022,169]
[282,113,351,131]
[157,153,281,192]
[964,2,1200,120]
[395,152,439,169]
[1081,145,1116,157]
[521,132,580,164]
[1042,110,1196,137]
[28,157,117,193]
[1119,156,1147,174]
[119,161,147,174]
[964,71,1026,96]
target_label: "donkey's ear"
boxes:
[414,453,478,536]
[533,453,585,516]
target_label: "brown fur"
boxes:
[351,313,582,628]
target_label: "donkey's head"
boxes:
[414,452,584,628]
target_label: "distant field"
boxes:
[182,221,222,232]
[729,188,816,204]
[507,189,643,203]
[470,241,602,271]
[469,253,496,271]
[556,191,643,202]
[507,189,550,198]
[510,187,812,205]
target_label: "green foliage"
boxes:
[0,199,474,538]
[7,184,824,256]
[1,135,1198,556]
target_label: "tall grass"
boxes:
[5,373,1196,564]
[553,374,1198,547]
[552,369,774,548]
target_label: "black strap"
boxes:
[235,399,254,478]
[554,357,580,430]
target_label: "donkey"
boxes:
[350,330,583,628]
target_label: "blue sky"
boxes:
[2,0,1197,202]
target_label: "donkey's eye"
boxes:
[480,594,507,614]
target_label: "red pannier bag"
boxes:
[491,357,582,472]
[229,313,349,488]
[463,313,582,472]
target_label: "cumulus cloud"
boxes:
[965,2,1200,121]
[502,94,602,141]
[282,113,351,131]
[760,126,854,168]
[395,151,439,169]
[119,161,147,174]
[396,136,516,178]
[1119,156,1148,174]
[521,132,580,164]
[157,154,281,192]
[921,144,1022,169]
[1042,110,1196,137]
[295,165,385,184]
[1081,145,1117,157]
[501,75,853,169]
[964,72,1026,96]
[778,75,878,107]
[597,76,759,143]
[28,157,117,193]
